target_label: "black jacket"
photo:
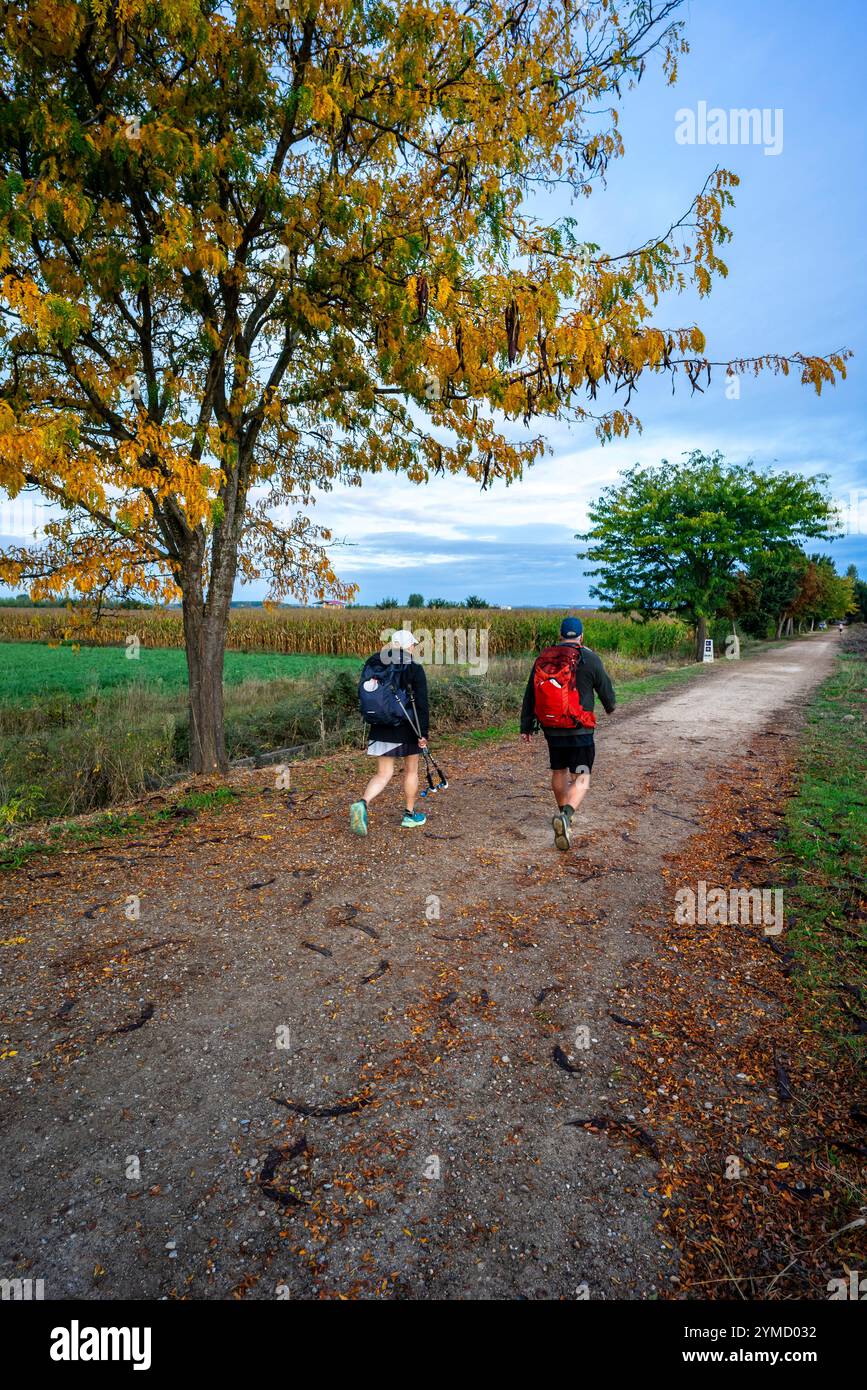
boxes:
[365,654,429,743]
[520,643,616,744]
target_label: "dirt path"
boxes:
[0,637,840,1300]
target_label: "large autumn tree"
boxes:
[0,1,850,770]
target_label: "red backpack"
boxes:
[532,645,597,731]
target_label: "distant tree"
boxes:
[787,554,824,632]
[426,598,452,609]
[0,591,59,606]
[847,565,867,622]
[581,452,838,658]
[374,597,399,610]
[407,593,424,608]
[729,549,856,637]
[464,595,490,608]
[809,559,857,625]
[728,546,806,639]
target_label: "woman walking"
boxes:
[349,630,429,835]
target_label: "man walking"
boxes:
[350,629,429,835]
[520,617,616,851]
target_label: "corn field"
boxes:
[0,605,698,658]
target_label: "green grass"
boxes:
[0,786,242,873]
[0,641,358,706]
[455,718,521,745]
[171,787,240,814]
[780,639,867,1065]
[0,647,363,819]
[615,661,709,703]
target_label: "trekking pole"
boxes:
[419,747,437,796]
[423,747,449,792]
[398,690,448,795]
[409,691,448,792]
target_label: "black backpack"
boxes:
[358,655,411,727]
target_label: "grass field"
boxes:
[0,641,358,705]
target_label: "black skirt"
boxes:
[366,717,421,756]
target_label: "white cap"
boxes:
[390,629,416,652]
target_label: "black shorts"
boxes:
[547,741,595,774]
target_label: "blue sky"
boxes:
[2,0,864,607]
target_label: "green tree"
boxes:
[730,550,856,636]
[811,559,857,624]
[846,565,867,622]
[580,452,837,658]
[731,546,808,639]
[463,595,489,609]
[374,597,399,610]
[407,593,424,608]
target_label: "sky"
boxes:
[2,0,865,607]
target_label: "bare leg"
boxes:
[363,756,395,804]
[551,765,591,851]
[551,767,591,812]
[403,754,420,810]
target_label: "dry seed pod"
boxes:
[416,274,429,322]
[505,299,520,365]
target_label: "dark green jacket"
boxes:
[520,643,616,745]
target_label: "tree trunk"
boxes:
[775,615,785,639]
[694,614,708,661]
[182,585,229,774]
[178,466,246,775]
[180,531,237,775]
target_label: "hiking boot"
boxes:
[552,809,572,852]
[349,801,368,836]
[401,810,427,828]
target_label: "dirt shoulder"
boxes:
[0,635,853,1300]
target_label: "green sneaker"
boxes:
[552,810,572,852]
[349,801,368,836]
[401,810,427,828]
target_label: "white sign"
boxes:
[703,639,714,663]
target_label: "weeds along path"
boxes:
[0,637,840,1299]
